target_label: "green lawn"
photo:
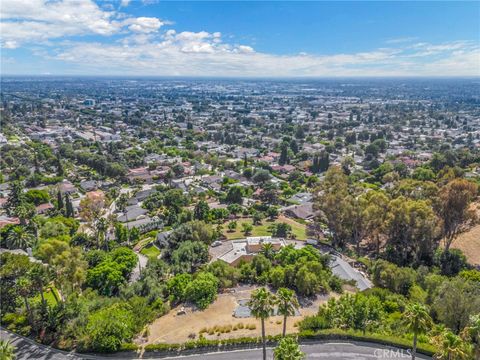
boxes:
[222,216,307,240]
[141,245,161,259]
[32,286,60,306]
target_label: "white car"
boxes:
[211,240,222,247]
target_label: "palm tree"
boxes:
[461,314,480,360]
[6,227,35,250]
[17,277,33,327]
[402,303,432,360]
[0,339,16,360]
[248,287,276,360]
[277,288,300,337]
[433,330,469,360]
[95,217,108,250]
[273,336,305,360]
[261,242,275,261]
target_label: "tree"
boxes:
[227,220,237,232]
[116,193,128,214]
[261,242,276,260]
[17,276,34,327]
[253,211,264,225]
[110,247,138,277]
[384,197,439,266]
[311,151,329,174]
[253,169,271,184]
[79,192,105,247]
[270,223,292,238]
[86,259,125,296]
[313,167,353,248]
[65,194,75,218]
[6,226,35,250]
[279,142,289,165]
[24,189,50,206]
[266,206,279,220]
[57,190,64,212]
[438,179,477,252]
[248,287,276,360]
[242,222,253,236]
[274,336,305,360]
[167,273,192,303]
[28,263,50,308]
[433,277,480,333]
[402,303,432,360]
[461,314,480,360]
[194,200,210,221]
[85,303,134,352]
[0,339,16,360]
[185,272,219,309]
[51,246,87,296]
[5,181,23,217]
[95,217,108,250]
[171,241,209,274]
[226,186,244,204]
[277,288,300,337]
[432,330,470,360]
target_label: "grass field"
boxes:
[140,245,161,259]
[222,215,307,240]
[32,287,60,306]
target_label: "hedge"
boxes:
[144,330,436,356]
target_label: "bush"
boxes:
[299,315,330,332]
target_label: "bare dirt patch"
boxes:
[141,286,331,346]
[451,224,480,266]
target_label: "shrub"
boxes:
[299,315,330,332]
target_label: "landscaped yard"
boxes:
[140,244,161,259]
[222,215,307,240]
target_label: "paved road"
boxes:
[155,342,432,360]
[1,329,431,360]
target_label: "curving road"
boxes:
[1,329,431,360]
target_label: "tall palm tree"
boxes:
[402,303,432,360]
[17,277,33,327]
[95,217,108,250]
[277,288,300,337]
[29,264,50,308]
[248,287,276,360]
[433,330,469,360]
[0,339,16,360]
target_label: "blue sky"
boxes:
[1,1,479,76]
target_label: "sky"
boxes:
[1,0,479,77]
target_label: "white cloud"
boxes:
[0,0,164,47]
[126,17,163,33]
[49,34,479,77]
[1,1,478,77]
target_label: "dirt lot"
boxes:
[141,286,333,346]
[451,224,480,266]
[449,202,480,267]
